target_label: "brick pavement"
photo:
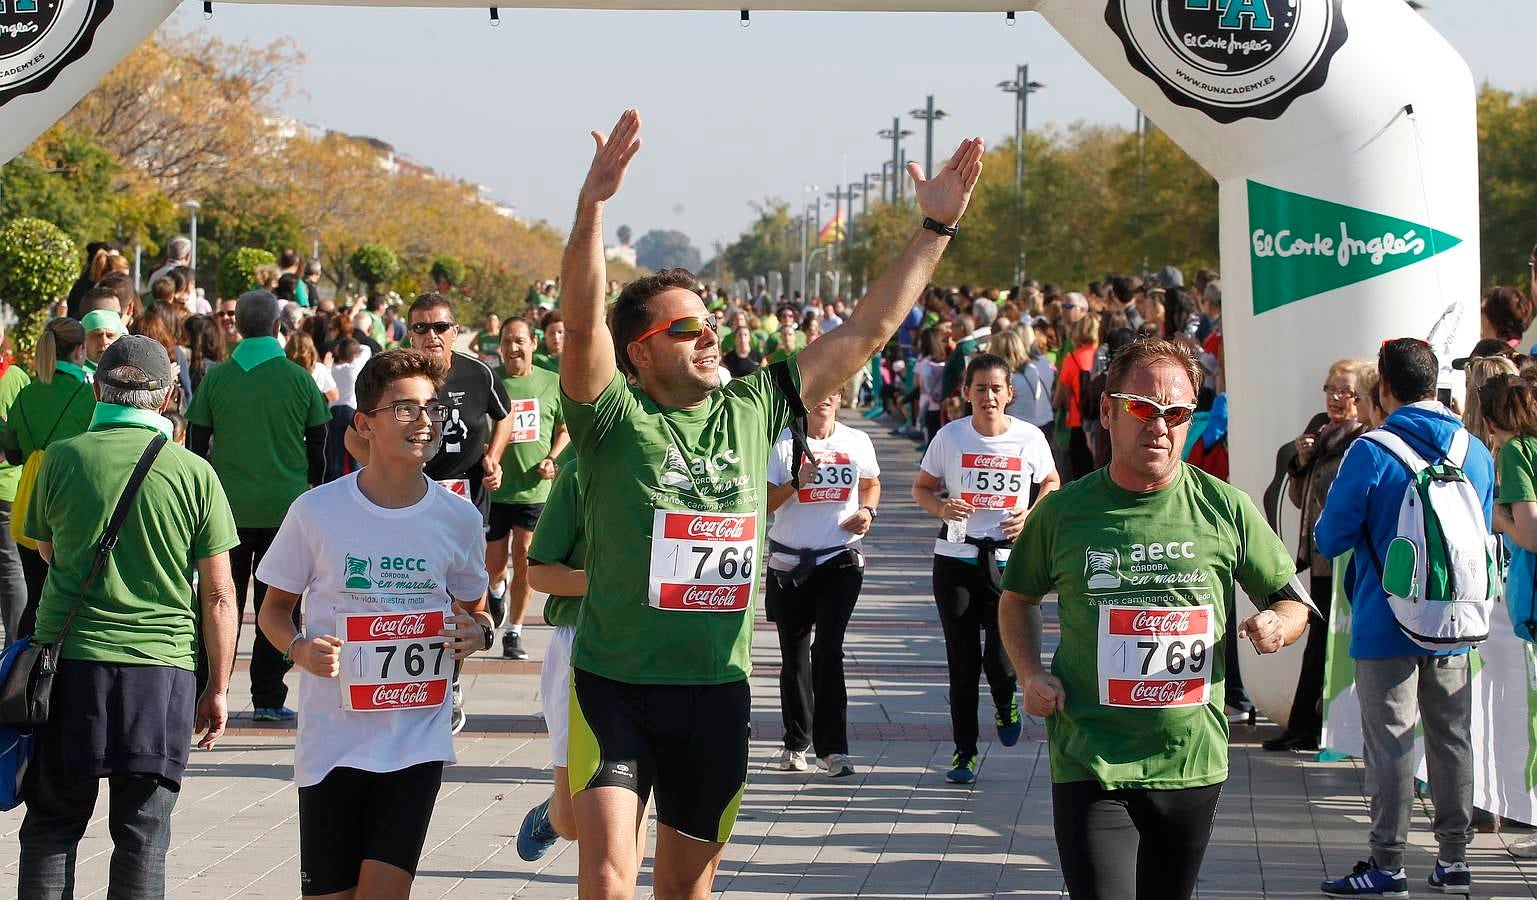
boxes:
[3,413,1536,898]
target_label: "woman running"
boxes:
[913,353,1060,784]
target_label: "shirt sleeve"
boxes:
[528,468,580,566]
[186,374,213,428]
[858,431,881,479]
[1001,489,1059,597]
[256,495,314,592]
[767,430,793,487]
[919,427,946,480]
[304,376,331,429]
[1498,440,1536,504]
[447,505,491,600]
[1233,490,1297,602]
[1028,426,1055,483]
[562,370,635,457]
[1313,439,1380,559]
[22,447,56,544]
[487,367,511,420]
[193,460,241,560]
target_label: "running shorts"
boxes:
[569,667,750,844]
[298,762,444,895]
[486,501,544,542]
[541,625,576,767]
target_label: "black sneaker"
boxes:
[485,592,507,630]
[502,631,528,660]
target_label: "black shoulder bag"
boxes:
[0,433,168,727]
[766,361,813,488]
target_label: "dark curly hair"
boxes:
[609,268,700,376]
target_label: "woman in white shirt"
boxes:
[916,326,950,446]
[911,352,1060,785]
[765,386,881,779]
[325,338,367,482]
[993,326,1057,442]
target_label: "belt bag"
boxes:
[0,434,166,727]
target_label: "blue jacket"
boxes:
[1313,403,1495,659]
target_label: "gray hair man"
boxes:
[18,336,239,896]
[148,235,193,287]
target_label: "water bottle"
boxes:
[945,514,970,544]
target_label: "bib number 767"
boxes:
[338,610,453,712]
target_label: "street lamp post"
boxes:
[799,185,819,303]
[997,65,1046,282]
[184,199,202,273]
[877,117,914,205]
[909,95,949,180]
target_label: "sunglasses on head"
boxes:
[410,321,457,335]
[1109,392,1197,427]
[634,314,719,344]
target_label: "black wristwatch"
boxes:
[479,621,495,652]
[862,505,879,520]
[921,217,959,238]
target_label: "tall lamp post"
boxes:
[876,118,914,205]
[909,95,949,179]
[997,65,1046,282]
[799,185,819,303]
[184,199,202,273]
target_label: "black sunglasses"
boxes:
[410,321,457,335]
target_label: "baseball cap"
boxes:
[96,334,172,392]
[1451,338,1513,370]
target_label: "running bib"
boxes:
[1097,605,1215,709]
[436,478,471,502]
[958,453,1025,510]
[509,398,541,444]
[338,610,453,712]
[647,510,757,612]
[798,452,856,504]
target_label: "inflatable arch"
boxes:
[0,0,1480,721]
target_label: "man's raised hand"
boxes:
[909,137,985,227]
[580,109,643,205]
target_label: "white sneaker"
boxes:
[773,748,808,771]
[820,754,855,778]
[1509,833,1537,858]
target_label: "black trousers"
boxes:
[932,555,1016,757]
[1053,779,1224,900]
[199,526,294,710]
[1280,573,1334,740]
[766,556,863,758]
[1068,426,1094,482]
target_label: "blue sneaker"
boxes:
[1428,859,1471,894]
[995,699,1023,747]
[516,799,561,862]
[252,706,296,723]
[945,753,978,785]
[1321,858,1409,897]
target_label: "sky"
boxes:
[170,1,1533,259]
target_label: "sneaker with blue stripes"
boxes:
[1321,858,1409,897]
[516,798,561,862]
[1428,858,1471,894]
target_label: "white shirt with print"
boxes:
[919,416,1056,562]
[767,424,880,570]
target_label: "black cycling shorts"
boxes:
[569,667,750,844]
[298,762,444,895]
[486,501,544,542]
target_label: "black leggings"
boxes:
[767,555,863,758]
[1053,780,1224,900]
[932,555,1016,757]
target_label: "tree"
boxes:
[616,224,633,246]
[0,217,78,360]
[349,244,401,298]
[430,255,466,289]
[635,230,702,272]
[218,247,276,300]
[722,201,798,285]
[1478,85,1537,287]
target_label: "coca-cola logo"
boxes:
[1129,680,1188,705]
[681,585,741,608]
[968,493,1012,510]
[372,682,432,706]
[686,516,746,541]
[971,455,1013,469]
[370,614,432,639]
[1131,609,1195,635]
[802,486,848,502]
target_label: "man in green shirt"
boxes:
[0,338,30,644]
[998,338,1315,900]
[560,108,983,899]
[187,289,330,722]
[487,317,568,659]
[18,336,238,898]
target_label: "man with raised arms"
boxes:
[558,108,982,899]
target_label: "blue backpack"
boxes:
[0,638,36,811]
[1507,543,1537,644]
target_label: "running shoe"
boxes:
[252,706,296,723]
[485,590,507,630]
[1427,859,1471,894]
[502,631,528,660]
[774,748,809,771]
[819,754,856,778]
[945,753,978,785]
[516,798,561,862]
[1320,859,1409,897]
[1510,833,1537,858]
[995,698,1023,747]
[450,681,466,735]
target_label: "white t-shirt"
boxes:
[767,423,880,570]
[1006,357,1056,428]
[917,358,946,413]
[310,362,337,397]
[331,358,366,409]
[918,416,1056,562]
[257,473,489,787]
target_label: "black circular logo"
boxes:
[1107,0,1346,123]
[0,0,112,109]
[0,1,62,63]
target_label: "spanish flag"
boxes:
[818,209,846,245]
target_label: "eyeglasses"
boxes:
[1109,392,1197,427]
[215,311,235,319]
[1323,388,1359,401]
[634,314,719,344]
[410,321,457,336]
[363,401,451,424]
[1060,303,1081,311]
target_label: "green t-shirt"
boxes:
[762,331,807,356]
[475,331,500,357]
[528,459,585,629]
[26,422,239,668]
[1001,464,1295,790]
[491,365,565,505]
[0,365,33,501]
[186,355,330,528]
[0,367,94,459]
[533,351,561,374]
[1499,436,1537,504]
[563,362,800,684]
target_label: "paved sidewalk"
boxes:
[3,413,1536,898]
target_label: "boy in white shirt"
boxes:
[257,348,494,898]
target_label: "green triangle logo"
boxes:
[1247,181,1462,315]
